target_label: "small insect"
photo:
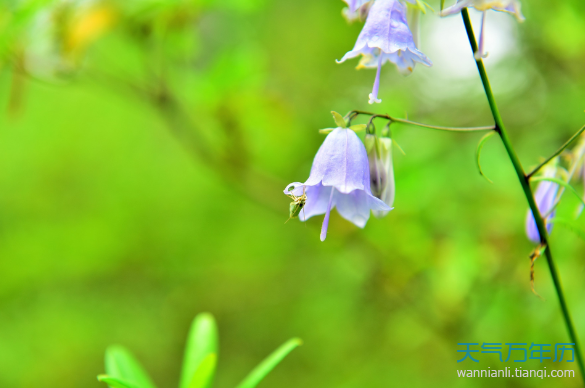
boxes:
[285,185,307,224]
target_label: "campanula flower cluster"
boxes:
[283,0,543,242]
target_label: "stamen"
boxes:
[474,12,488,60]
[368,54,383,104]
[320,188,335,241]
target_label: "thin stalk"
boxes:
[462,8,585,383]
[348,110,495,132]
[527,124,585,179]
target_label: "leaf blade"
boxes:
[179,313,218,388]
[105,346,157,388]
[97,375,138,388]
[187,353,217,388]
[234,338,302,388]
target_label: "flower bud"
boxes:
[365,134,395,218]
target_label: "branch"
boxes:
[527,124,585,179]
[347,110,495,133]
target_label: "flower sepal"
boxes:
[319,124,366,134]
[331,111,347,128]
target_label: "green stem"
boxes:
[348,110,495,132]
[527,124,585,179]
[462,8,585,383]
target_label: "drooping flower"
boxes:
[525,165,559,244]
[284,117,392,241]
[441,0,525,60]
[337,0,432,104]
[365,133,395,218]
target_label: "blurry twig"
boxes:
[527,124,585,179]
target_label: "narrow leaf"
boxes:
[318,128,335,134]
[440,0,445,12]
[548,218,585,242]
[179,313,218,388]
[530,177,585,208]
[187,354,217,388]
[392,139,406,155]
[234,338,302,388]
[476,131,496,183]
[97,375,138,388]
[105,346,157,388]
[331,111,347,128]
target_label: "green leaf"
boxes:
[179,313,218,388]
[187,353,217,388]
[476,131,496,183]
[440,0,445,12]
[530,177,585,208]
[234,338,302,388]
[331,111,347,128]
[548,218,585,242]
[349,124,366,132]
[318,128,335,134]
[97,375,138,388]
[105,346,157,388]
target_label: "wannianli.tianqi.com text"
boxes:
[457,368,575,378]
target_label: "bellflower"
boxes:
[441,0,525,60]
[284,127,391,241]
[365,133,395,218]
[525,166,559,244]
[337,0,432,104]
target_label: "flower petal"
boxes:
[335,189,391,228]
[525,179,559,243]
[305,128,371,194]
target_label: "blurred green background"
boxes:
[1,0,585,387]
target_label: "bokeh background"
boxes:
[1,0,585,387]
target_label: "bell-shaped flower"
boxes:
[337,0,431,104]
[525,165,559,244]
[441,0,525,60]
[365,133,395,218]
[284,120,392,241]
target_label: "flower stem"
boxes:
[461,8,585,383]
[347,110,494,132]
[527,124,585,179]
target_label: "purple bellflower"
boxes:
[525,165,559,244]
[284,125,392,241]
[337,0,432,104]
[441,0,525,60]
